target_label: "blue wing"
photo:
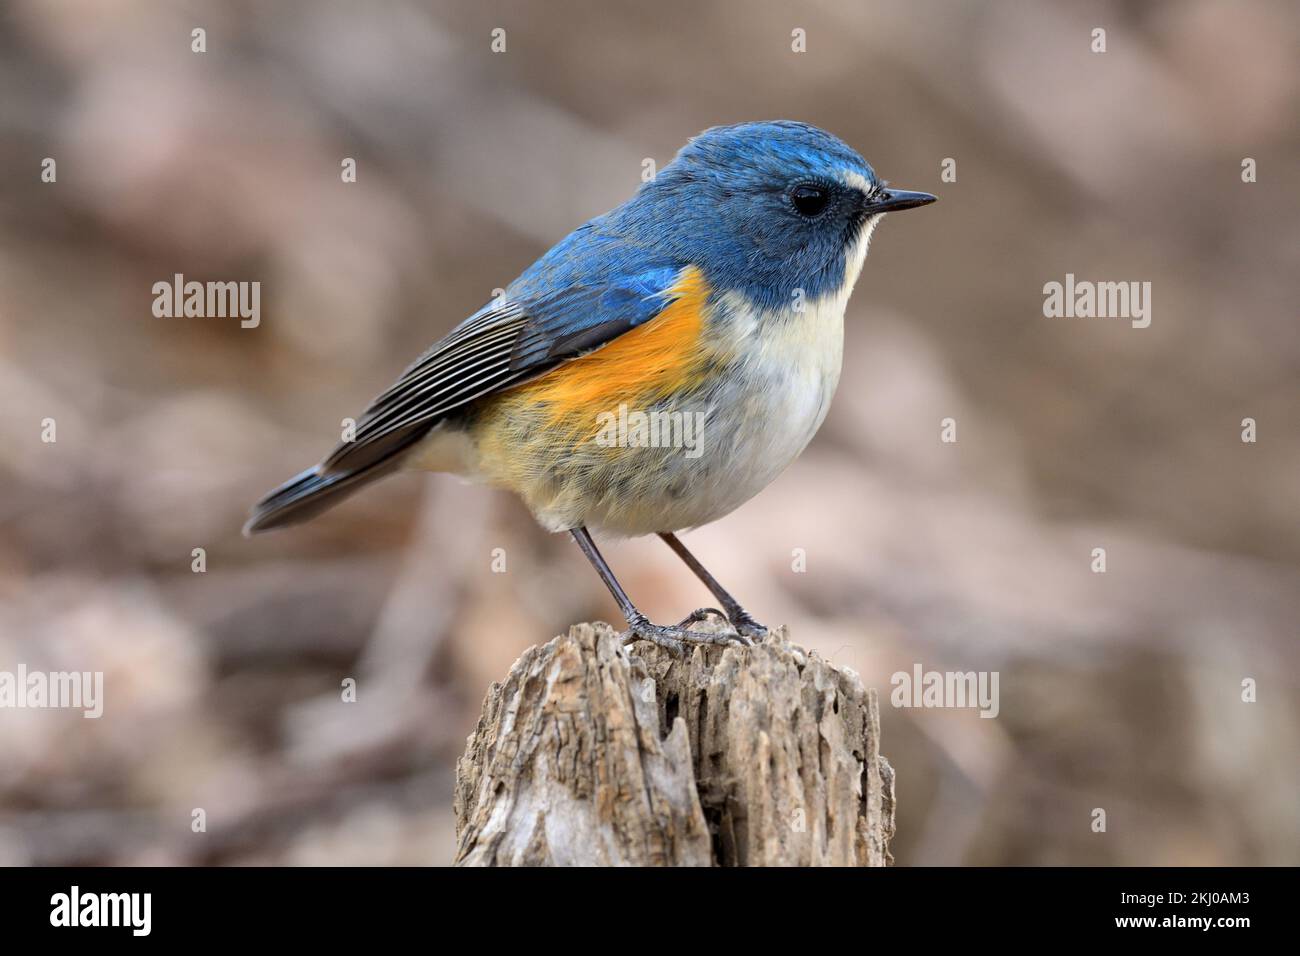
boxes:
[331,223,684,469]
[246,219,687,532]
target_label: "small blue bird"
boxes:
[246,121,935,653]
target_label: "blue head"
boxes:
[612,121,935,310]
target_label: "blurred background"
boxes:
[1,0,1297,866]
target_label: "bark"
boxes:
[453,622,894,866]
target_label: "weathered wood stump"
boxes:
[453,622,894,866]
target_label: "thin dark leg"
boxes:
[569,527,750,653]
[570,526,639,621]
[658,532,769,640]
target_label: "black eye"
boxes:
[790,183,830,217]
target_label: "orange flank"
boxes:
[493,265,713,438]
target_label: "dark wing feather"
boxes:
[322,304,533,474]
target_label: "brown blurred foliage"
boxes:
[1,0,1297,865]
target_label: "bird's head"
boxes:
[620,121,935,310]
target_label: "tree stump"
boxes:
[453,622,894,866]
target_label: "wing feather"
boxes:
[322,265,686,474]
[246,235,690,532]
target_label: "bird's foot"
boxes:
[675,606,767,644]
[620,611,751,656]
[726,607,769,643]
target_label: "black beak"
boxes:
[863,187,937,215]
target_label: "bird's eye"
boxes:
[790,183,830,218]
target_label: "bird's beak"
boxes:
[863,187,937,214]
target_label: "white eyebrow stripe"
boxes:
[837,169,876,194]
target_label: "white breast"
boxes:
[684,284,847,524]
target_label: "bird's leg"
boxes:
[569,527,750,654]
[657,532,770,641]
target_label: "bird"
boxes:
[245,121,935,654]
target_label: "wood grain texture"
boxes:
[454,622,893,866]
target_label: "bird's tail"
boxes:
[243,457,406,535]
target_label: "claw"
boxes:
[620,613,750,654]
[676,607,729,628]
[728,610,769,643]
[620,625,684,656]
